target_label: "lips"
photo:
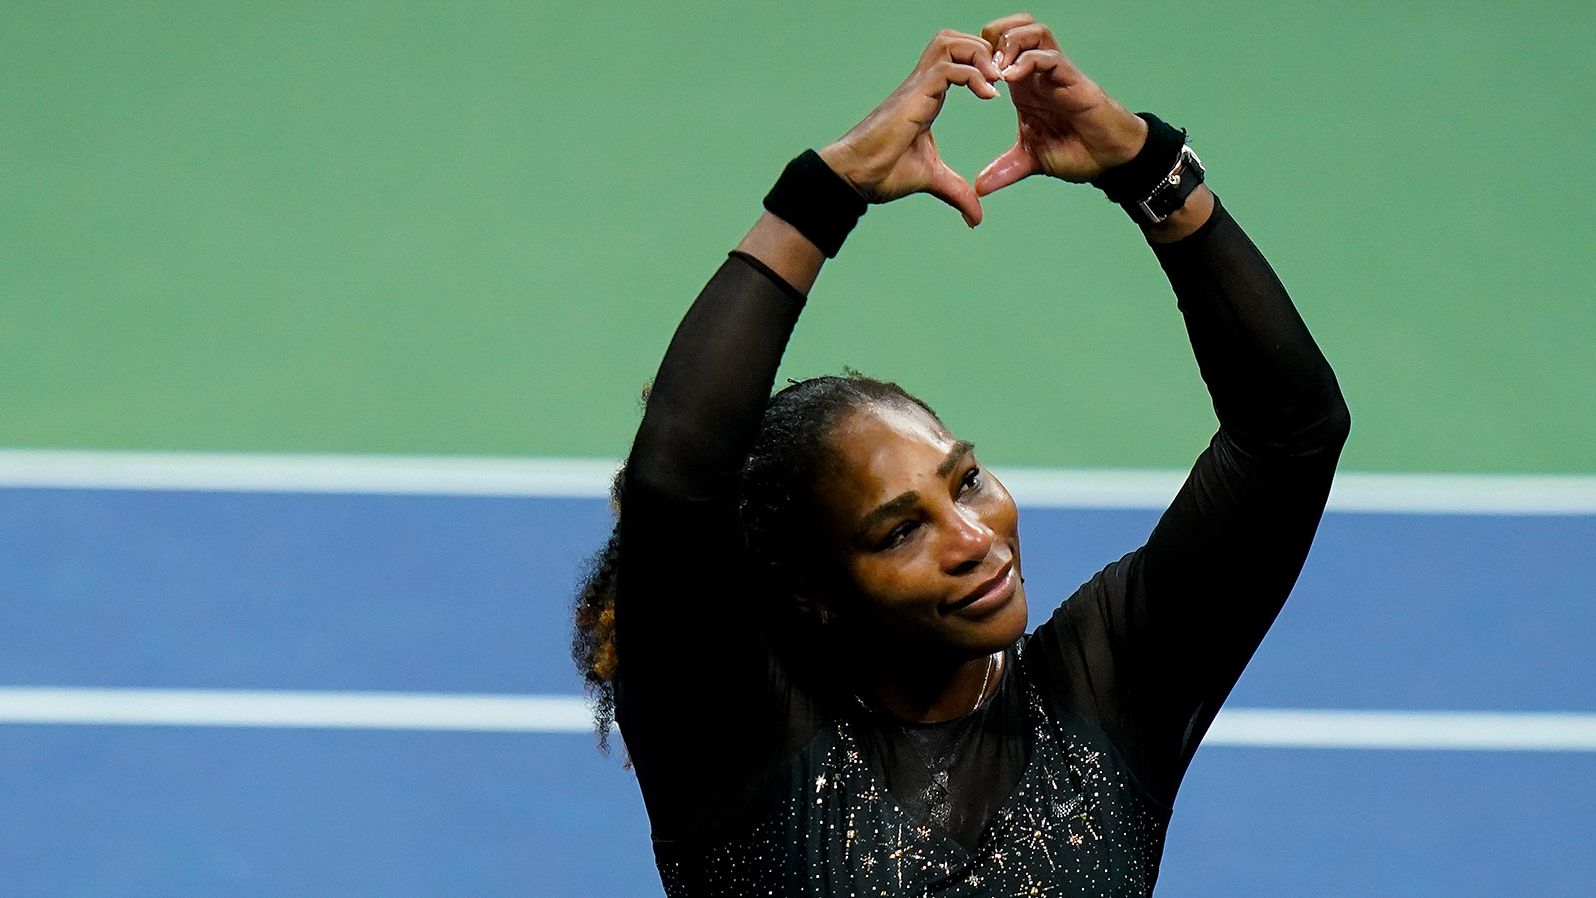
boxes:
[943,560,1017,616]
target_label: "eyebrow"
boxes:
[854,441,977,541]
[936,440,976,478]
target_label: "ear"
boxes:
[789,578,836,626]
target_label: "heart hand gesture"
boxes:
[816,16,1164,229]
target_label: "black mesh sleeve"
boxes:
[1026,197,1352,805]
[614,251,822,842]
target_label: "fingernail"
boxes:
[993,51,1005,67]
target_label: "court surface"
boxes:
[6,6,1595,894]
[4,461,1593,897]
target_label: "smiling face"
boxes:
[808,401,1028,663]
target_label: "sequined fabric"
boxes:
[653,669,1164,897]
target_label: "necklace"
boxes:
[970,650,998,713]
[852,649,1003,721]
[891,650,1003,830]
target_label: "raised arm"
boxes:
[973,15,1351,803]
[612,31,1005,840]
[612,194,836,845]
[1100,196,1351,802]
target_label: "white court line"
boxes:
[2,688,1595,751]
[1206,709,1596,752]
[0,450,621,500]
[1,450,1594,514]
[0,688,594,733]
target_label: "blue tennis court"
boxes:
[3,473,1593,896]
[8,3,1594,894]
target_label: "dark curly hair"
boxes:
[571,372,940,755]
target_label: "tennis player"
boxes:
[574,13,1349,896]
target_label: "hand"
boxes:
[975,14,1148,196]
[819,31,1003,228]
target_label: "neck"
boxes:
[853,645,1001,724]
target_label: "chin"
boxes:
[969,585,1028,654]
[994,586,1030,644]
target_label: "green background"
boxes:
[5,1,1592,472]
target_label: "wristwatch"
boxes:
[1130,144,1205,224]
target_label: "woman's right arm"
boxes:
[613,31,1003,840]
[614,215,828,841]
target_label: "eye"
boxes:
[876,520,920,551]
[958,466,982,495]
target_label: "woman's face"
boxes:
[811,401,1028,660]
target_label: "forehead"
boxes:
[822,402,957,505]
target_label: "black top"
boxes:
[613,197,1351,896]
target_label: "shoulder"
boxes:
[1024,550,1143,657]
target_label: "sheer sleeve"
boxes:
[1026,197,1352,804]
[614,251,821,841]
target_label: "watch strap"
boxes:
[1090,113,1204,225]
[1130,145,1205,224]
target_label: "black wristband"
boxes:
[1089,113,1187,204]
[762,150,868,258]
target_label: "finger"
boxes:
[924,60,999,101]
[941,32,1003,84]
[974,142,1040,197]
[981,12,1036,52]
[994,22,1061,70]
[922,29,1002,84]
[1001,48,1077,86]
[926,159,983,227]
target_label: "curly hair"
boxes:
[571,372,941,755]
[570,471,625,754]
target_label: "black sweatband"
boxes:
[1089,113,1187,204]
[762,150,868,258]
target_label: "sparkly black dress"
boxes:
[614,197,1350,897]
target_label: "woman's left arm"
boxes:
[978,14,1350,801]
[1121,191,1351,793]
[1042,186,1348,806]
[1055,189,1351,804]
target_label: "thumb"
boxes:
[975,142,1039,196]
[926,159,983,228]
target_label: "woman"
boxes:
[574,14,1350,897]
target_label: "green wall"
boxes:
[5,1,1593,472]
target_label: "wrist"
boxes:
[816,143,871,201]
[1089,113,1186,203]
[1089,113,1211,232]
[762,149,869,259]
[1094,113,1150,171]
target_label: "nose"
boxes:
[943,502,995,575]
